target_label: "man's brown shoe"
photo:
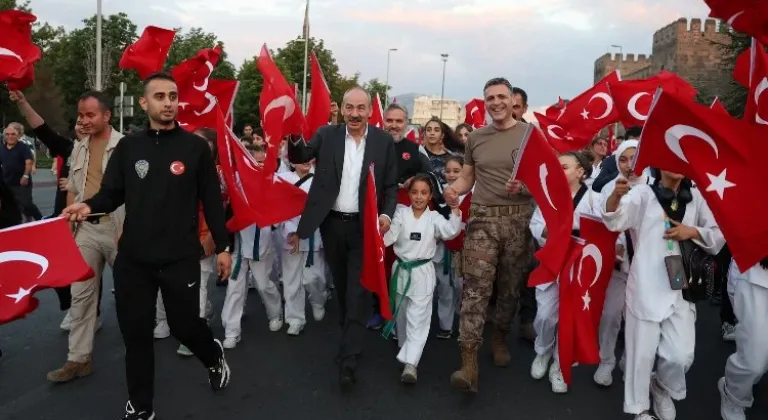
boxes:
[46,358,93,383]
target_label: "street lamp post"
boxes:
[384,48,397,105]
[95,0,103,91]
[439,53,448,120]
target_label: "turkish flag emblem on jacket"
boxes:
[0,218,94,324]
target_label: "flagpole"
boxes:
[95,0,103,91]
[301,0,310,113]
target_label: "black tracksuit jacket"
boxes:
[85,122,230,265]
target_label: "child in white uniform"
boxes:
[601,169,724,420]
[435,156,468,338]
[278,161,327,335]
[220,223,284,349]
[383,175,461,383]
[719,256,768,420]
[528,151,599,394]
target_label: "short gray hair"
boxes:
[8,122,24,135]
[342,86,371,106]
[384,103,408,118]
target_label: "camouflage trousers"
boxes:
[458,203,535,345]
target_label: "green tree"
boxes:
[0,0,29,11]
[711,27,750,117]
[165,27,236,80]
[23,62,68,134]
[273,37,345,103]
[363,77,390,104]
[45,13,139,125]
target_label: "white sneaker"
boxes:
[718,377,746,420]
[60,311,72,331]
[176,344,193,357]
[593,363,614,387]
[287,324,304,336]
[721,322,736,342]
[401,364,417,383]
[311,306,325,321]
[530,353,551,380]
[268,318,284,332]
[634,413,658,420]
[153,320,170,339]
[223,336,240,349]
[650,378,676,420]
[548,361,568,394]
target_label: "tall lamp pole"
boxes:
[301,0,310,113]
[439,53,448,120]
[95,0,103,91]
[384,48,397,105]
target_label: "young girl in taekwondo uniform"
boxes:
[219,147,284,350]
[718,256,768,420]
[382,175,462,383]
[600,168,724,420]
[277,159,328,336]
[591,139,654,387]
[434,156,471,339]
[529,151,599,394]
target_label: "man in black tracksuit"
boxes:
[63,72,232,420]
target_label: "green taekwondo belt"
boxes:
[230,227,262,279]
[382,257,432,339]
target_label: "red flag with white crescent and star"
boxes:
[0,218,94,324]
[632,88,768,270]
[361,163,392,320]
[511,125,574,287]
[732,38,768,127]
[608,71,697,128]
[119,25,176,79]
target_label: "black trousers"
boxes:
[9,185,42,220]
[113,254,219,412]
[320,214,371,370]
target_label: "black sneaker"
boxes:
[208,339,230,391]
[122,401,155,420]
[435,329,452,339]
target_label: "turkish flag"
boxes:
[215,106,307,231]
[361,163,392,320]
[556,238,585,385]
[609,71,697,127]
[556,70,621,138]
[119,26,176,79]
[304,52,331,140]
[405,127,420,144]
[511,125,574,287]
[706,1,768,48]
[369,92,385,129]
[534,112,596,153]
[178,79,239,132]
[0,10,41,85]
[545,97,567,121]
[569,215,619,364]
[443,192,472,252]
[632,88,768,270]
[464,99,486,128]
[733,38,768,126]
[0,218,94,324]
[257,44,305,143]
[710,97,730,116]
[172,46,222,111]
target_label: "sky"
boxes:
[27,0,711,120]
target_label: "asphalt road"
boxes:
[0,174,765,420]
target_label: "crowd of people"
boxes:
[0,71,764,420]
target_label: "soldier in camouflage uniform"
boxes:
[443,78,535,393]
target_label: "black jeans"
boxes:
[9,185,42,220]
[320,214,371,370]
[113,254,219,412]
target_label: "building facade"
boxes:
[594,18,731,96]
[410,95,464,128]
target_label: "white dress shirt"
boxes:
[332,126,368,213]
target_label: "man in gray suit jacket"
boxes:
[288,86,398,390]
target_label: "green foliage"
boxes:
[363,77,390,104]
[0,3,376,133]
[711,27,751,117]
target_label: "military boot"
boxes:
[491,329,511,367]
[450,342,479,393]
